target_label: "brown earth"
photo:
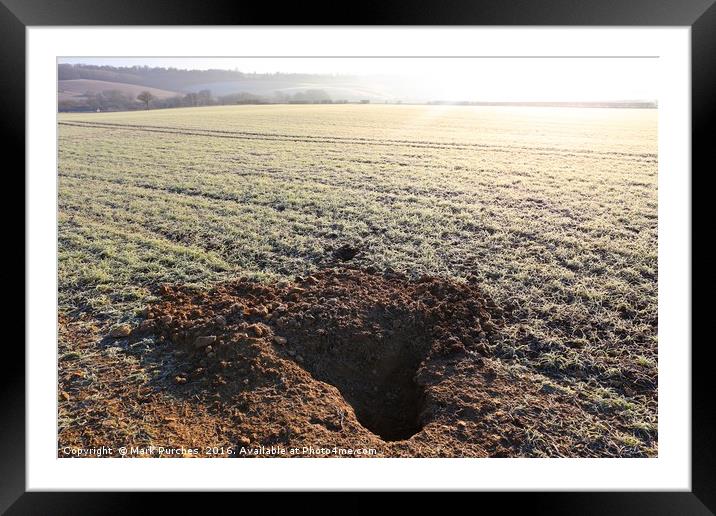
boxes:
[59,267,638,457]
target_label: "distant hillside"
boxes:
[57,64,657,112]
[58,63,367,95]
[58,64,403,111]
[58,64,250,90]
[58,79,180,102]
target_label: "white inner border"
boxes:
[27,27,691,491]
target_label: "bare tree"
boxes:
[137,91,155,109]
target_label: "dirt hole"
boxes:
[333,244,360,262]
[295,325,430,441]
[145,268,500,443]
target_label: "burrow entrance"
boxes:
[292,326,430,441]
[146,267,499,444]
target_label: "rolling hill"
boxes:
[58,79,180,102]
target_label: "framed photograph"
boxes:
[9,0,711,508]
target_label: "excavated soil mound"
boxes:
[142,268,502,445]
[64,268,648,457]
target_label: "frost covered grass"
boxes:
[58,104,658,456]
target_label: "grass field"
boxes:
[58,104,658,456]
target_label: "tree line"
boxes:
[58,63,350,92]
[59,88,363,112]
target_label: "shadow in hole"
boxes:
[282,321,431,442]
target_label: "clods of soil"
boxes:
[64,266,627,457]
[142,267,501,449]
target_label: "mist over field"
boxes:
[58,59,658,111]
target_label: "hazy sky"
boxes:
[59,57,658,102]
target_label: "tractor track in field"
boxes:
[60,170,638,242]
[59,120,657,161]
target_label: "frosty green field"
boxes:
[58,104,658,456]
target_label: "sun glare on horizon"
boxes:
[58,56,658,103]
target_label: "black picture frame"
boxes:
[6,0,712,511]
